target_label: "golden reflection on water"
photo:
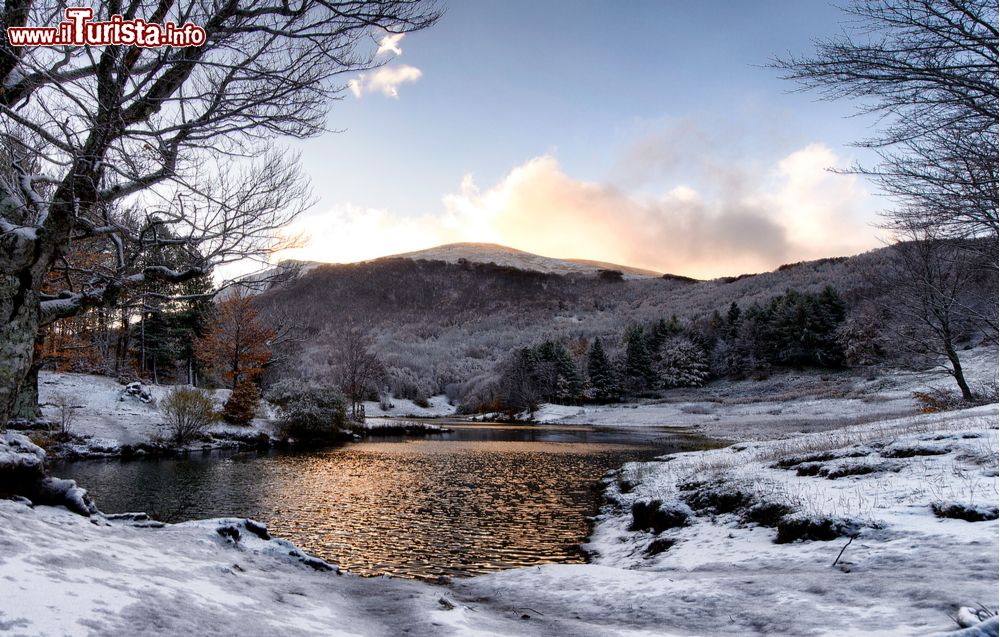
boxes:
[256,439,635,579]
[56,426,714,580]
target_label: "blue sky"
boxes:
[281,0,886,278]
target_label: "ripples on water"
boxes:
[54,424,713,580]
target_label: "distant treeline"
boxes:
[477,286,850,415]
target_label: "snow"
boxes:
[531,347,999,442]
[362,417,448,433]
[34,372,454,455]
[6,351,996,635]
[384,242,662,278]
[363,394,456,418]
[0,432,45,472]
[0,501,550,637]
[35,371,275,452]
[4,400,996,634]
[447,407,1000,636]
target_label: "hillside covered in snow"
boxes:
[254,244,877,399]
[384,242,665,277]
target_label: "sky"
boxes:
[275,0,888,279]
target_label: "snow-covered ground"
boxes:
[363,394,456,418]
[448,405,1000,636]
[0,500,541,637]
[361,417,450,434]
[532,347,998,441]
[33,372,455,456]
[38,371,271,448]
[5,351,994,635]
[1,403,996,636]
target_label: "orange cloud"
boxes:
[275,146,881,279]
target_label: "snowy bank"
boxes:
[0,500,545,637]
[530,348,998,441]
[545,404,997,636]
[363,394,456,419]
[1,403,997,635]
[361,417,450,435]
[30,372,456,458]
[33,371,276,457]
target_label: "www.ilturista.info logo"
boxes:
[7,8,205,47]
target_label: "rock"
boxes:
[629,500,692,533]
[243,519,271,540]
[122,382,155,404]
[437,597,455,610]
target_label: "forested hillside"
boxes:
[254,242,995,409]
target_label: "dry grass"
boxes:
[622,410,998,526]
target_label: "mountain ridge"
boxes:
[378,242,664,278]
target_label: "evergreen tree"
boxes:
[552,345,582,403]
[657,336,710,388]
[498,347,541,415]
[622,325,655,395]
[725,302,742,339]
[533,340,582,404]
[586,338,618,403]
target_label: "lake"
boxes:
[53,422,716,580]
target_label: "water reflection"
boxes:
[54,423,713,580]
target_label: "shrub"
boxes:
[161,387,218,445]
[49,392,78,435]
[273,383,348,443]
[931,502,999,522]
[913,382,998,413]
[223,380,260,426]
[264,378,302,409]
[774,515,860,543]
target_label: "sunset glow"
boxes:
[278,2,887,278]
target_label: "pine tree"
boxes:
[622,325,655,395]
[726,302,741,338]
[535,341,581,403]
[506,347,540,415]
[554,347,581,403]
[587,338,618,403]
[657,336,710,388]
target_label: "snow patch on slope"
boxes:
[384,242,663,278]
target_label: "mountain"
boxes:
[382,243,664,278]
[245,243,665,295]
[254,243,898,404]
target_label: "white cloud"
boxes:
[277,146,882,279]
[348,65,423,99]
[377,32,405,56]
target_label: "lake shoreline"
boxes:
[2,399,996,636]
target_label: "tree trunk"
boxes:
[944,342,975,401]
[0,273,41,424]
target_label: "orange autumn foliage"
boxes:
[39,237,114,373]
[195,292,275,388]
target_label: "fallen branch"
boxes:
[831,533,859,567]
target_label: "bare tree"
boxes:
[774,0,998,398]
[872,229,995,399]
[773,0,998,244]
[327,328,385,420]
[0,0,441,424]
[49,391,78,435]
